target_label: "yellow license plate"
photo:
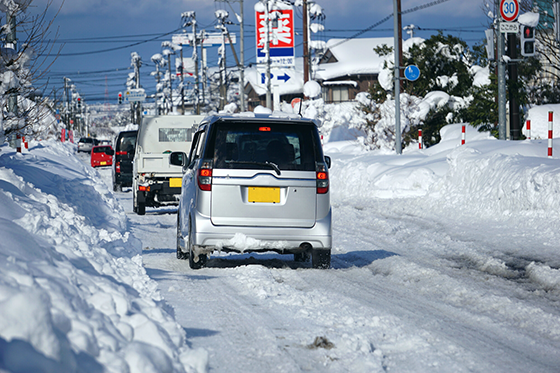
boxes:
[100,161,107,166]
[248,187,280,203]
[169,178,182,188]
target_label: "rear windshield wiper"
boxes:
[225,160,281,175]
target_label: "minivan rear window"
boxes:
[209,122,320,171]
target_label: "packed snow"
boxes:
[2,99,560,372]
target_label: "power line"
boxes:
[329,0,453,49]
[39,27,184,57]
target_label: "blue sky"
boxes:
[28,0,493,104]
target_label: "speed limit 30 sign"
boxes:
[500,0,519,22]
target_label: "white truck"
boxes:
[132,115,205,215]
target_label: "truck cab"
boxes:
[133,115,205,215]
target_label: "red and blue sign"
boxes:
[256,7,295,66]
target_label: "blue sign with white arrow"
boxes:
[404,65,420,81]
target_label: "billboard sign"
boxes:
[172,32,236,47]
[124,88,146,103]
[255,2,295,66]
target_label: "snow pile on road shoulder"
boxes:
[326,122,560,219]
[0,141,208,373]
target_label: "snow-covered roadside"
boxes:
[0,141,207,373]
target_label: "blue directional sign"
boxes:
[404,65,420,81]
[276,73,291,82]
[261,72,292,84]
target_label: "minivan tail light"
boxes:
[198,160,213,191]
[115,162,121,173]
[316,164,329,194]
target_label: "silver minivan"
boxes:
[170,114,332,269]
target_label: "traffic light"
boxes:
[118,92,123,104]
[520,25,535,57]
[77,97,81,110]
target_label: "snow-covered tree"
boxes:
[0,0,62,143]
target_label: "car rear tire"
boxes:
[113,183,122,192]
[137,202,145,215]
[312,249,331,269]
[188,224,207,269]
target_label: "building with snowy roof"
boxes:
[243,37,396,108]
[313,37,394,103]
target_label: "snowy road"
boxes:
[94,148,560,372]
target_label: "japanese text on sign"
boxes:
[256,9,294,48]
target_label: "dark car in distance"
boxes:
[112,130,138,192]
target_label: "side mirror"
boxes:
[170,151,187,167]
[324,155,331,169]
[107,149,115,156]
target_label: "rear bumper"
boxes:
[136,178,181,206]
[190,209,332,253]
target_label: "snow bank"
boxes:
[524,104,560,139]
[0,141,207,373]
[325,122,560,219]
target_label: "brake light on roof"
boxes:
[259,127,271,132]
[116,151,127,155]
[198,160,213,191]
[316,163,329,194]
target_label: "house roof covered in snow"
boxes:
[314,37,394,81]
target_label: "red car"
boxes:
[90,145,114,168]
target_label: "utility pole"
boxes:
[216,10,230,110]
[508,33,520,140]
[393,0,402,154]
[151,54,163,115]
[166,51,173,113]
[303,0,309,84]
[182,11,201,114]
[63,77,71,131]
[179,46,185,114]
[239,0,246,112]
[496,0,506,140]
[131,52,142,124]
[217,0,246,111]
[265,0,272,109]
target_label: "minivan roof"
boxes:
[201,114,320,127]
